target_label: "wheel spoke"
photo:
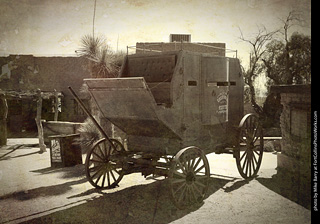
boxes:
[253,148,261,156]
[98,144,106,159]
[193,157,202,170]
[252,152,258,166]
[89,159,105,164]
[177,161,187,175]
[244,154,249,175]
[251,156,256,172]
[252,127,258,141]
[92,166,104,179]
[187,186,195,204]
[248,156,252,176]
[178,185,187,203]
[190,158,196,169]
[101,171,106,187]
[89,164,102,173]
[194,179,206,189]
[171,178,186,184]
[195,175,208,180]
[110,169,117,183]
[239,150,248,162]
[107,171,111,188]
[173,170,186,178]
[186,159,192,172]
[92,151,104,161]
[241,152,248,169]
[174,182,186,195]
[192,182,203,197]
[194,164,205,174]
[190,185,198,202]
[95,169,104,185]
[185,186,190,204]
[113,168,122,176]
[107,145,112,157]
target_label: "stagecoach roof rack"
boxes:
[126,41,238,58]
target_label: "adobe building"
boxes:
[0,55,90,137]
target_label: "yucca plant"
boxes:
[76,34,123,152]
[77,116,102,153]
[77,34,104,60]
[77,34,119,78]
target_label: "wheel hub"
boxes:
[186,172,196,184]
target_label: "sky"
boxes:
[0,0,311,68]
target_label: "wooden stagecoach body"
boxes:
[69,50,263,209]
[84,50,244,155]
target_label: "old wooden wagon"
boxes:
[69,50,264,209]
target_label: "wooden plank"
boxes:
[85,78,180,139]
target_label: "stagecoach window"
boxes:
[217,81,236,86]
[207,81,236,87]
[188,80,197,86]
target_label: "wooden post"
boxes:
[0,94,8,146]
[54,89,59,121]
[35,89,46,152]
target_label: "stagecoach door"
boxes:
[201,57,231,126]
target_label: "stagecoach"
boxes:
[69,50,264,209]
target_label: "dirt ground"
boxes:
[0,139,311,224]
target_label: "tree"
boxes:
[239,25,278,115]
[239,11,311,125]
[262,33,311,86]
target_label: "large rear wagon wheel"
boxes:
[235,114,264,179]
[85,138,125,189]
[169,146,210,209]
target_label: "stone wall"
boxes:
[280,91,311,161]
[271,84,311,208]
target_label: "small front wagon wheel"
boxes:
[235,114,264,179]
[85,138,124,189]
[169,146,210,209]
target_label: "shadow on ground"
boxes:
[257,174,311,210]
[0,165,86,201]
[0,178,87,201]
[20,177,230,224]
[30,164,86,179]
[0,144,39,161]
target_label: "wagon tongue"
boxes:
[84,77,180,139]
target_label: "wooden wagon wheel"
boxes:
[85,138,125,189]
[169,146,210,209]
[235,114,264,179]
